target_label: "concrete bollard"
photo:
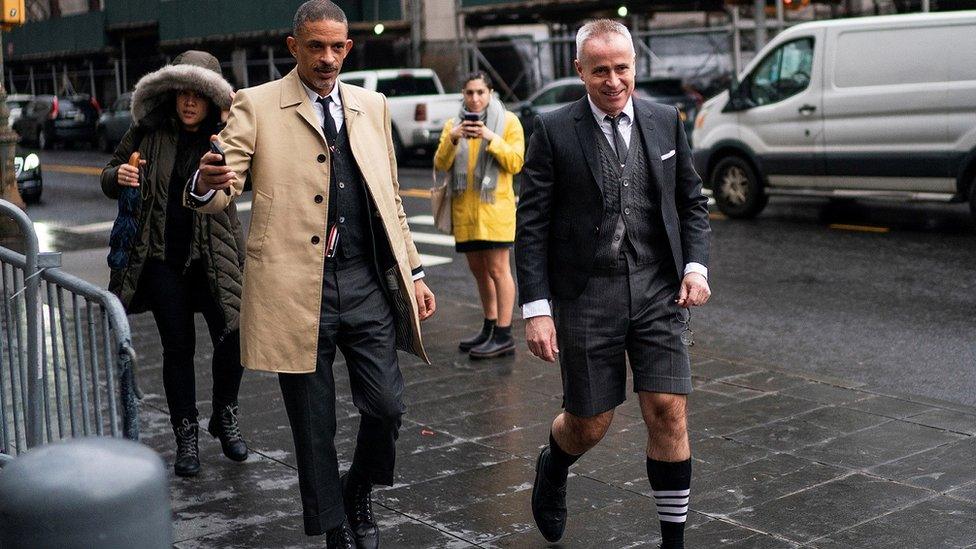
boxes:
[0,437,172,548]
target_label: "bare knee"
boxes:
[641,394,687,436]
[561,410,614,450]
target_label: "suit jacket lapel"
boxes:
[635,99,665,198]
[572,97,604,195]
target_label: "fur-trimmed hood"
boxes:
[130,50,233,125]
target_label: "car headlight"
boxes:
[23,153,40,171]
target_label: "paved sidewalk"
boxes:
[130,297,976,548]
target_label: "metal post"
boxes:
[776,0,785,35]
[410,0,423,68]
[50,65,57,94]
[754,0,767,50]
[731,6,742,77]
[267,47,275,81]
[88,61,96,97]
[0,36,26,210]
[29,66,35,96]
[121,37,128,92]
[921,0,930,11]
[113,59,121,97]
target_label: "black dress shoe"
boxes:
[469,334,516,359]
[173,418,200,478]
[208,401,249,462]
[326,519,357,549]
[531,446,568,542]
[459,321,494,352]
[341,473,379,549]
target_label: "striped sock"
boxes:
[647,457,692,549]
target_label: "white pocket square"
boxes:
[661,150,676,161]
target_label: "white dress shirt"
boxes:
[521,93,708,319]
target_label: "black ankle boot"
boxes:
[173,418,200,477]
[208,401,248,462]
[459,318,495,352]
[326,519,357,549]
[469,325,516,359]
[341,472,379,549]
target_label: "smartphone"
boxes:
[462,112,480,122]
[208,140,232,195]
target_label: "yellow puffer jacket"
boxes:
[433,111,525,244]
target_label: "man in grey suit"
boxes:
[515,19,711,548]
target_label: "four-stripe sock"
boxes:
[647,457,692,549]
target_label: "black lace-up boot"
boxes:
[341,472,379,549]
[173,418,200,477]
[326,519,357,549]
[207,401,248,462]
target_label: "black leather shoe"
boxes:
[341,473,379,549]
[326,519,357,549]
[208,402,249,462]
[173,418,200,478]
[459,322,494,352]
[469,335,516,359]
[531,446,568,542]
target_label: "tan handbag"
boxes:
[430,170,452,234]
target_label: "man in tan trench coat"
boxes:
[185,2,435,547]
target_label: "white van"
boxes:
[691,12,976,221]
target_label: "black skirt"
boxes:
[455,240,514,253]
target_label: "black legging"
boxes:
[141,258,243,427]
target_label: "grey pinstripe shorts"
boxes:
[552,256,692,417]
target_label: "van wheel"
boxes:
[38,129,51,150]
[711,155,768,219]
[391,128,405,161]
[969,180,976,225]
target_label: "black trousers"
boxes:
[278,258,405,536]
[142,259,244,427]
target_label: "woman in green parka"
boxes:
[101,50,247,478]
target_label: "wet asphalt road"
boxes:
[23,148,976,406]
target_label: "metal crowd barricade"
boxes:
[0,199,139,458]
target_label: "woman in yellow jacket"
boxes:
[434,71,525,358]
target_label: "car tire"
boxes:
[711,155,768,219]
[38,129,51,150]
[391,127,405,161]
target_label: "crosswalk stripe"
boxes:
[411,232,455,247]
[407,215,435,226]
[62,200,253,234]
[418,253,452,267]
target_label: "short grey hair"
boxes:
[575,19,635,61]
[293,0,347,36]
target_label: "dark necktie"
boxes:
[317,96,338,144]
[605,114,628,167]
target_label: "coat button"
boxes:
[314,195,323,203]
[594,227,600,234]
[311,235,320,245]
[317,154,326,163]
[624,207,631,215]
[338,182,345,189]
[339,216,345,224]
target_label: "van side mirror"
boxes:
[724,83,755,112]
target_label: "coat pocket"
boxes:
[384,266,414,354]
[245,189,273,260]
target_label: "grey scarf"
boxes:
[451,98,506,203]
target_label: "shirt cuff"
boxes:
[683,262,708,279]
[411,266,425,281]
[521,299,552,319]
[188,170,216,202]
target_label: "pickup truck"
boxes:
[340,68,461,159]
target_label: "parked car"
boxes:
[339,68,460,159]
[96,92,132,153]
[13,94,101,150]
[510,76,701,143]
[692,11,976,221]
[5,94,32,127]
[14,147,42,203]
